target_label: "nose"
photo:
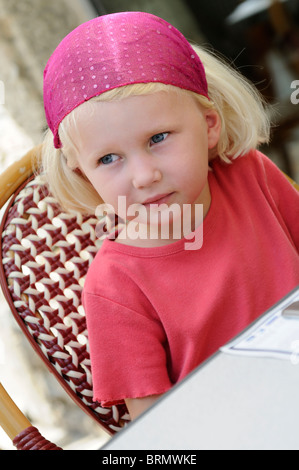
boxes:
[131,155,162,189]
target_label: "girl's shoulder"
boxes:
[212,149,267,171]
[211,149,283,185]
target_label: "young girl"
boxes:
[42,11,299,420]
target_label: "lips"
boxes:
[142,192,174,206]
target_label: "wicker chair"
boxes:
[0,146,130,450]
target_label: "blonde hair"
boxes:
[41,44,271,214]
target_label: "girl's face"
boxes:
[67,90,221,238]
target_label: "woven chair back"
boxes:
[0,172,130,435]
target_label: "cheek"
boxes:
[83,171,110,200]
[174,145,209,180]
[86,172,127,214]
[176,153,209,196]
[95,184,115,205]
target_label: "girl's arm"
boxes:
[125,394,164,420]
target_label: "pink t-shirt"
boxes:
[83,150,299,407]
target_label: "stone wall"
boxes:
[0,0,97,147]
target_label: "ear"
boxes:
[205,109,221,150]
[62,150,79,171]
[73,167,84,177]
[64,153,87,179]
[66,157,78,170]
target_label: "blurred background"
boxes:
[0,0,299,450]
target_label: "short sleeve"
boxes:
[83,291,172,407]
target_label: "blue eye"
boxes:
[150,133,168,144]
[99,154,119,165]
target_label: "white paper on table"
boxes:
[221,287,299,362]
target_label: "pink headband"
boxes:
[43,11,209,149]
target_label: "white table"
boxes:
[103,286,299,450]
